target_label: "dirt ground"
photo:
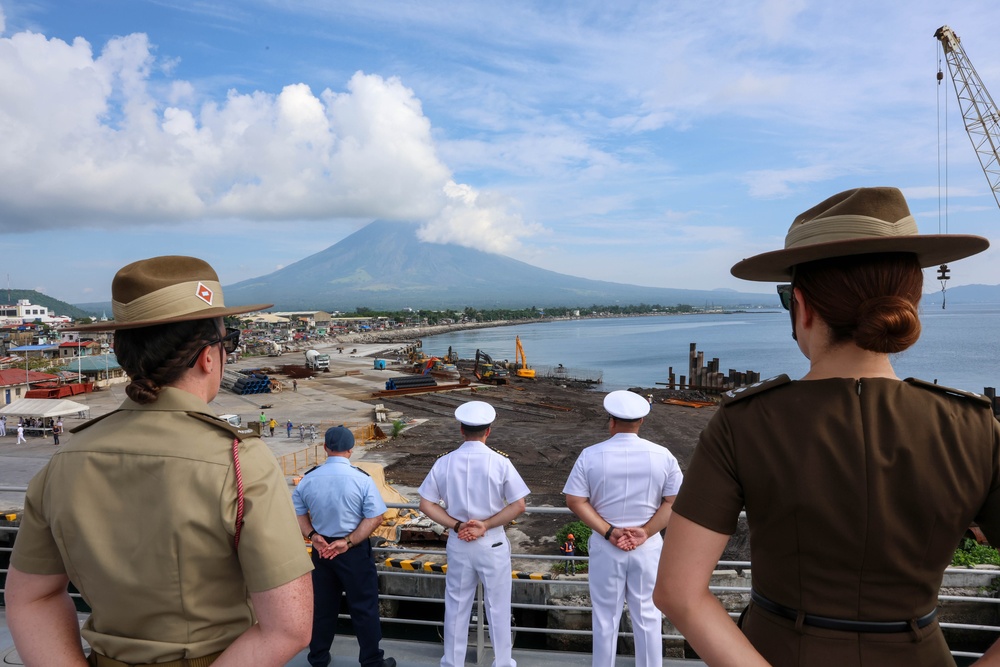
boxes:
[370,375,720,555]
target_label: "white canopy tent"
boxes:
[0,398,91,419]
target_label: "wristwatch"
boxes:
[604,526,614,540]
[345,536,354,549]
[307,529,317,540]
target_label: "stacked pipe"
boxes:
[385,376,437,391]
[221,370,244,391]
[231,371,273,395]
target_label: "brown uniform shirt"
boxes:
[674,376,1000,662]
[11,387,313,664]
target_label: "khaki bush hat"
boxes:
[731,187,989,282]
[69,255,272,331]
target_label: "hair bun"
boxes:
[854,296,921,353]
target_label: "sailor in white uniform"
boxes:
[419,401,530,667]
[563,390,683,667]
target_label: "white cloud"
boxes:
[417,181,543,254]
[0,25,533,254]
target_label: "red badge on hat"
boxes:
[196,282,214,306]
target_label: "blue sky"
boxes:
[1,1,998,306]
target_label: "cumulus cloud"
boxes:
[417,181,542,254]
[0,25,530,253]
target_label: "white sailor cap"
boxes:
[455,401,496,427]
[604,390,650,420]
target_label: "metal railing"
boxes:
[279,424,380,477]
[3,493,1000,662]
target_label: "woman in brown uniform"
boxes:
[7,256,313,666]
[654,187,1000,666]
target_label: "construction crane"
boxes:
[513,336,535,379]
[935,25,1000,209]
[934,25,1000,307]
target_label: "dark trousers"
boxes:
[308,538,385,667]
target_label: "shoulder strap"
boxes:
[904,378,993,408]
[721,375,792,405]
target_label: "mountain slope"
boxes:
[223,220,775,310]
[3,289,98,319]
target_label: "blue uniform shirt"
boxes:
[292,457,387,537]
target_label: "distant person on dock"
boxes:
[6,255,313,667]
[293,426,396,667]
[300,423,306,441]
[655,187,997,666]
[563,389,682,667]
[52,419,62,446]
[418,401,530,667]
[287,419,294,438]
[0,414,6,436]
[559,533,576,575]
[16,423,26,444]
[269,417,277,437]
[293,378,298,391]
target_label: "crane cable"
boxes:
[936,39,950,309]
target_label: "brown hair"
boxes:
[114,317,223,404]
[794,253,923,354]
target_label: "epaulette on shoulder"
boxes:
[488,445,510,458]
[905,378,993,408]
[302,464,321,476]
[352,465,371,477]
[69,409,123,434]
[721,375,792,405]
[187,412,257,441]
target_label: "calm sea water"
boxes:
[422,303,1000,393]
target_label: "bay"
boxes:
[422,303,1000,394]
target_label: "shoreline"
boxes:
[335,309,774,347]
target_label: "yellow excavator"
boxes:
[514,336,536,379]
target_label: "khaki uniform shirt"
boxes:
[11,387,313,664]
[674,376,1000,665]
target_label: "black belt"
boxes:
[750,590,937,634]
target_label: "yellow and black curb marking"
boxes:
[385,558,425,571]
[383,559,550,580]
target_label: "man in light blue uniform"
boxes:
[419,401,530,667]
[293,426,396,667]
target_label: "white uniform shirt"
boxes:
[563,432,683,526]
[419,441,530,520]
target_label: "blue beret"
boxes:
[324,426,355,452]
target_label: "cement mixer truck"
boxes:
[304,349,331,371]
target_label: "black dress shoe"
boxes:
[381,659,397,667]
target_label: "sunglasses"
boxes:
[185,327,241,367]
[777,284,793,311]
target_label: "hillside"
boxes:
[222,220,775,311]
[3,289,98,319]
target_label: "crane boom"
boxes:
[935,25,1000,209]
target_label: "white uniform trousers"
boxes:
[588,532,664,667]
[441,527,517,667]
